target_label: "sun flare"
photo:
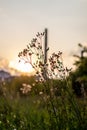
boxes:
[9,59,34,74]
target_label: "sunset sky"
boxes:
[0,0,87,74]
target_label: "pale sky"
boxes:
[0,0,87,73]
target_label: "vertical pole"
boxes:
[44,28,48,64]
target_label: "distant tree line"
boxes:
[71,43,87,97]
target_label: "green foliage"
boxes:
[71,43,87,94]
[0,34,87,129]
[73,43,87,77]
[0,77,87,130]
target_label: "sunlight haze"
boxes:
[0,0,87,74]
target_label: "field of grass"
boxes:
[0,75,87,130]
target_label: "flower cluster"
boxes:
[18,31,71,82]
[18,32,44,71]
[48,52,65,79]
[20,83,32,94]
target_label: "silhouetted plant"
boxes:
[18,31,87,130]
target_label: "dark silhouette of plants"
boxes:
[18,31,87,130]
[71,43,87,97]
[18,32,71,82]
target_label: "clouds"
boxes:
[0,57,9,70]
[0,57,20,75]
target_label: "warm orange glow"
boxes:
[9,59,34,74]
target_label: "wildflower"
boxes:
[32,83,35,86]
[20,83,32,94]
[39,91,43,95]
[13,114,16,118]
[18,31,71,81]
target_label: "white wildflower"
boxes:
[20,83,32,94]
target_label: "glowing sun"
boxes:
[9,58,34,74]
